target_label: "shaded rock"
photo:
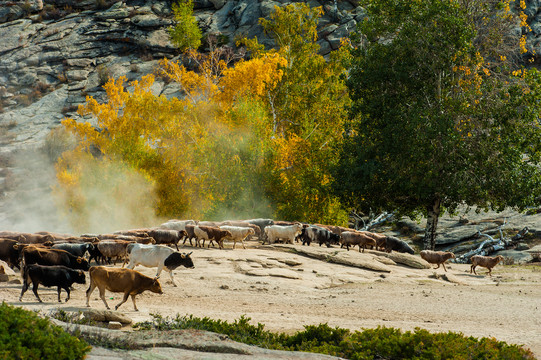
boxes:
[496,250,533,265]
[378,252,432,269]
[273,244,393,272]
[0,260,16,275]
[83,308,133,325]
[436,227,480,245]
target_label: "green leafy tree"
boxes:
[169,0,202,51]
[334,0,541,249]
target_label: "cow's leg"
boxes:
[130,294,138,311]
[31,282,43,303]
[168,269,177,287]
[98,286,110,309]
[57,286,62,303]
[442,263,447,272]
[64,287,71,302]
[86,282,95,307]
[174,242,179,251]
[19,280,29,302]
[115,292,130,310]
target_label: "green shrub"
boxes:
[168,0,202,51]
[135,315,536,360]
[0,303,91,360]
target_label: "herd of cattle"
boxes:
[0,218,505,311]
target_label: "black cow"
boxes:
[51,242,94,258]
[384,236,415,254]
[246,218,274,241]
[148,229,187,250]
[300,226,340,247]
[19,264,86,303]
[22,247,90,271]
[0,239,23,270]
[87,244,105,265]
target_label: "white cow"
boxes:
[125,243,194,287]
[219,226,255,249]
[263,223,303,245]
[159,219,196,231]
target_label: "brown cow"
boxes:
[0,232,55,244]
[182,224,198,246]
[340,231,377,252]
[85,266,163,311]
[96,240,132,265]
[193,226,232,248]
[358,231,387,250]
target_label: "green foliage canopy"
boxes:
[334,0,541,248]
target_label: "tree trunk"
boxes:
[423,197,441,250]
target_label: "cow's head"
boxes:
[151,277,163,294]
[181,252,194,268]
[75,270,86,284]
[76,257,91,271]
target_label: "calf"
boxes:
[22,247,90,271]
[86,266,163,311]
[125,243,194,286]
[194,226,232,248]
[19,264,86,303]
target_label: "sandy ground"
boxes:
[2,240,541,357]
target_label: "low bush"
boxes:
[0,303,91,360]
[135,314,536,359]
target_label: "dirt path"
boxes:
[2,242,540,357]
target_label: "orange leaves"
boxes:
[218,53,287,105]
[159,57,216,103]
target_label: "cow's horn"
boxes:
[187,251,193,256]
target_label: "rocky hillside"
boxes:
[0,0,361,230]
[1,0,541,261]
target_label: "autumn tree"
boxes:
[58,47,287,224]
[242,3,352,224]
[334,0,541,249]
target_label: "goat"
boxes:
[420,250,455,272]
[470,255,504,276]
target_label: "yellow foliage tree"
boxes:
[58,49,287,222]
[240,3,351,224]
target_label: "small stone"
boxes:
[108,321,122,330]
